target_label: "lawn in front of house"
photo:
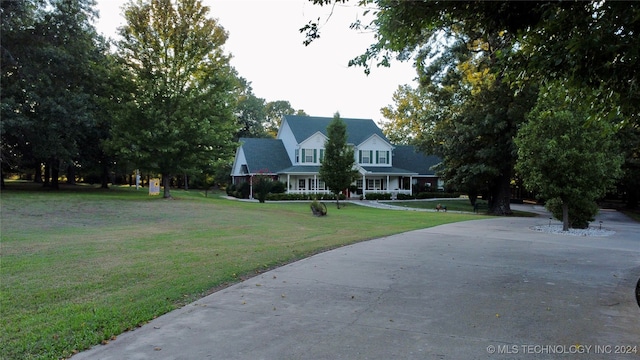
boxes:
[0,184,486,359]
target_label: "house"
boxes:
[230,115,442,199]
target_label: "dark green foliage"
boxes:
[111,0,237,198]
[266,193,345,201]
[395,192,462,200]
[264,101,307,137]
[270,181,286,194]
[1,0,109,188]
[306,0,639,213]
[253,175,273,203]
[239,182,251,199]
[319,113,359,208]
[416,192,461,200]
[235,78,268,139]
[515,83,623,230]
[364,193,392,201]
[545,197,599,230]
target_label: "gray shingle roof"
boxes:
[361,166,417,175]
[283,115,389,145]
[278,165,321,174]
[392,146,441,176]
[239,138,292,174]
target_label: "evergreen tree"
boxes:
[319,113,358,208]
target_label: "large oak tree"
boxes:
[1,0,107,188]
[304,0,638,210]
[112,0,237,198]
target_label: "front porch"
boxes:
[282,172,415,199]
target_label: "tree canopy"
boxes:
[515,83,623,229]
[1,0,107,189]
[1,0,308,192]
[305,0,637,211]
[111,0,238,198]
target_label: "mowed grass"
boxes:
[0,185,486,359]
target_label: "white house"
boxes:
[231,115,442,199]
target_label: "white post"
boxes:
[362,174,366,199]
[287,174,290,194]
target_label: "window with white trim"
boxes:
[298,179,305,189]
[360,150,371,164]
[377,150,388,164]
[301,148,316,163]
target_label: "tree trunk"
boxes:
[43,161,50,187]
[100,162,109,189]
[468,191,478,207]
[50,159,59,190]
[66,163,76,185]
[162,174,172,198]
[34,164,43,183]
[335,191,340,209]
[562,202,569,231]
[183,174,188,190]
[489,174,512,215]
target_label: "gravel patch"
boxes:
[531,224,616,237]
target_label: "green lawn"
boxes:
[0,184,486,359]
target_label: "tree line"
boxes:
[303,0,639,228]
[1,0,303,197]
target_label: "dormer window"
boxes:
[377,150,389,164]
[378,151,387,164]
[359,150,372,164]
[301,148,317,163]
[305,149,314,163]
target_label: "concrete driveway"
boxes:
[73,206,640,359]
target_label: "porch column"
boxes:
[250,175,254,199]
[314,174,317,195]
[386,175,390,191]
[409,176,413,195]
[362,174,366,199]
[287,174,290,194]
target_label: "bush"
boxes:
[416,192,461,199]
[365,193,392,200]
[397,193,416,200]
[239,182,250,199]
[253,175,273,203]
[270,181,286,194]
[310,200,327,216]
[545,197,598,229]
[265,193,346,201]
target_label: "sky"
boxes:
[93,0,417,124]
